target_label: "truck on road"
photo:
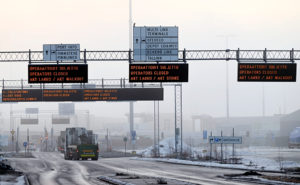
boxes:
[64,127,99,160]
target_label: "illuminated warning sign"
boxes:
[2,89,42,102]
[2,88,163,102]
[129,64,188,82]
[238,63,297,82]
[28,64,88,83]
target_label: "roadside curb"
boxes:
[97,176,135,185]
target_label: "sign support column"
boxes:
[210,131,212,161]
[232,128,235,160]
[221,130,223,162]
[174,84,182,158]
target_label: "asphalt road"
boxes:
[8,152,263,185]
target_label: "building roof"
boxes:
[281,109,300,121]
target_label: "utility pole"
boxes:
[129,0,133,44]
[232,128,235,161]
[221,130,223,163]
[180,86,183,158]
[154,101,160,157]
[123,137,127,156]
[158,101,160,157]
[10,104,14,152]
[154,102,157,157]
[226,56,229,119]
[210,131,212,161]
[174,86,177,156]
[51,127,53,151]
[16,127,19,153]
[262,83,266,117]
[44,127,48,152]
[87,110,90,130]
[27,128,29,152]
[106,128,109,152]
[217,34,236,119]
[129,0,135,150]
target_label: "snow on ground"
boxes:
[133,157,282,172]
[0,175,25,185]
[137,137,191,157]
[229,176,299,185]
[136,138,300,172]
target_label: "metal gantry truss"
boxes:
[153,100,160,157]
[0,48,298,158]
[0,49,299,63]
[174,84,183,157]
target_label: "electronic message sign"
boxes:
[133,26,178,62]
[129,64,188,82]
[238,63,297,82]
[2,88,163,102]
[28,64,88,83]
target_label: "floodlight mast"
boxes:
[129,0,135,149]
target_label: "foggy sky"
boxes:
[0,0,300,119]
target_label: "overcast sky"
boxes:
[0,0,300,120]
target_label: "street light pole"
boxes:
[217,34,236,119]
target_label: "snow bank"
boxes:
[137,141,300,172]
[0,175,26,185]
[138,137,193,157]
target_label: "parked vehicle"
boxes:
[28,142,36,151]
[288,127,300,149]
[57,131,65,153]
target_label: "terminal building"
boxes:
[192,109,300,147]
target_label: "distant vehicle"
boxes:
[57,131,66,153]
[28,143,36,151]
[288,127,300,149]
[64,127,99,160]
